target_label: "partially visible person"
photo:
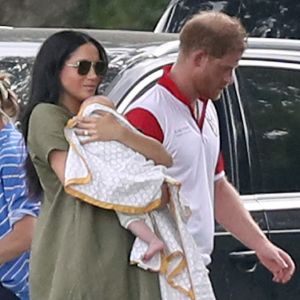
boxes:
[0,73,40,300]
[21,30,164,300]
[125,11,295,286]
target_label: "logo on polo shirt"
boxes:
[174,124,191,136]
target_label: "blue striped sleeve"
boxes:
[0,129,39,227]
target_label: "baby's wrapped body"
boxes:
[65,102,165,214]
[64,102,216,300]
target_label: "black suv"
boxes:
[154,0,300,39]
[1,28,300,300]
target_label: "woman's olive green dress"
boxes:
[28,103,161,300]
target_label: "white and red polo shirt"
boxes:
[125,65,225,265]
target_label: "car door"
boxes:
[228,57,300,300]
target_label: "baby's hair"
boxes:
[0,73,19,121]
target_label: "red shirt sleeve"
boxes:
[125,108,164,143]
[215,152,225,175]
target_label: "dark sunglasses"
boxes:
[65,60,107,76]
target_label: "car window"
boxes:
[236,63,300,193]
[158,0,300,39]
[116,68,164,113]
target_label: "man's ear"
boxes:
[192,49,206,67]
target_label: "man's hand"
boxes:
[215,177,296,284]
[255,240,295,284]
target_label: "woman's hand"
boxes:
[74,112,124,144]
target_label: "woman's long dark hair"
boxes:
[21,30,108,198]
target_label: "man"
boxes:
[126,11,295,284]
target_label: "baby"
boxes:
[65,95,171,262]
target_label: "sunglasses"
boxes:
[65,60,107,76]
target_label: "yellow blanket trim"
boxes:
[129,251,163,272]
[66,100,89,128]
[160,252,196,300]
[66,117,76,128]
[64,185,162,214]
[66,99,104,129]
[130,251,195,299]
[64,130,94,185]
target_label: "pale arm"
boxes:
[0,215,36,264]
[75,112,172,167]
[214,177,295,284]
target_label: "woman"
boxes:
[0,73,40,300]
[21,30,170,300]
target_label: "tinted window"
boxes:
[237,64,300,193]
[160,0,300,38]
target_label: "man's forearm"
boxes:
[214,177,269,251]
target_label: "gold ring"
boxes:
[84,130,89,136]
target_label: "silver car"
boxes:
[1,27,300,300]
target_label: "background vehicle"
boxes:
[1,28,300,300]
[154,0,300,39]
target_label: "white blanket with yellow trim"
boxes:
[64,102,215,300]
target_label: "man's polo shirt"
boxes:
[126,65,225,265]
